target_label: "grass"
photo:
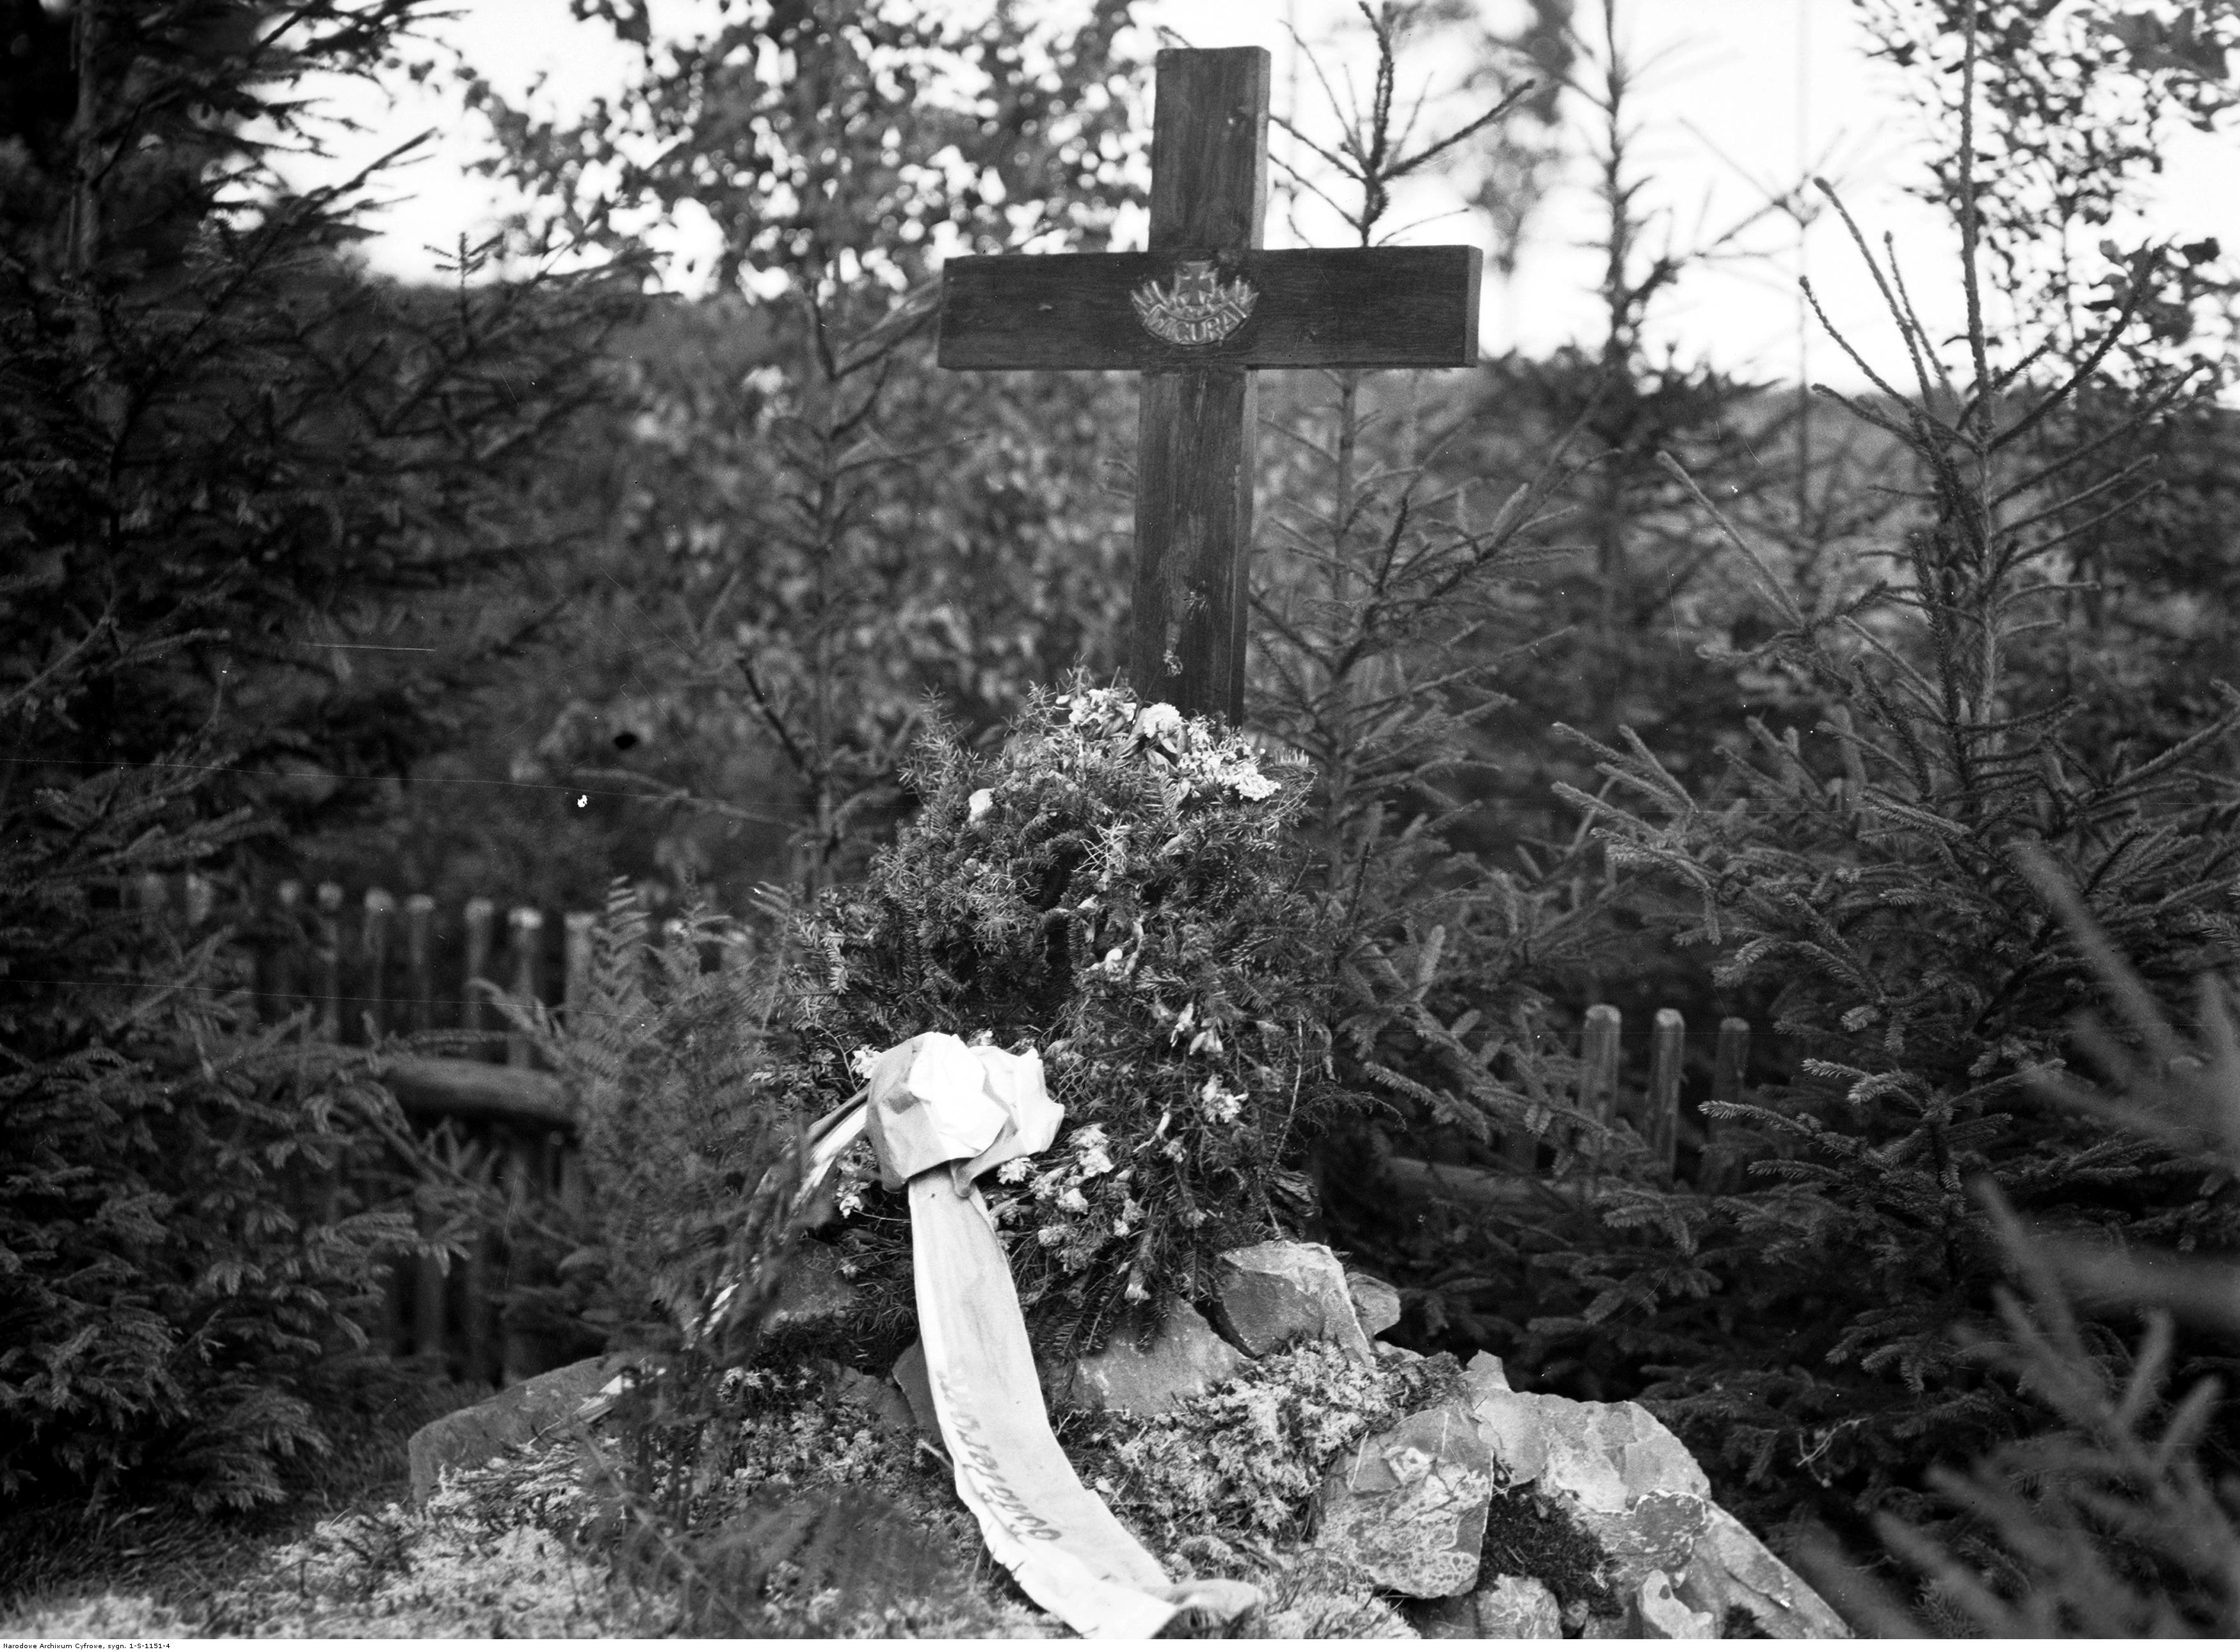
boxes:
[0,1358,484,1634]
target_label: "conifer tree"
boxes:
[1807,854,2240,1634]
[1512,6,2240,1541]
[1,0,634,1510]
[1249,1,1581,1218]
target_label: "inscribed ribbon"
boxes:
[809,1032,1257,1639]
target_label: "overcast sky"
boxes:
[295,0,2240,392]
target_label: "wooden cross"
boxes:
[938,46,1482,723]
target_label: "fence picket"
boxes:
[1384,1003,1755,1213]
[463,896,495,1054]
[404,894,435,1036]
[413,1218,447,1365]
[506,906,542,1069]
[314,881,344,1040]
[1704,1015,1752,1192]
[564,911,596,1022]
[1578,1003,1621,1154]
[362,889,394,1041]
[1646,1007,1684,1175]
[266,879,303,1025]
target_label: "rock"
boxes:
[1210,1240,1377,1364]
[1638,1569,1718,1639]
[1346,1269,1403,1338]
[1469,1354,1711,1587]
[1596,1490,1712,1595]
[1041,1300,1245,1415]
[1318,1400,1494,1598]
[1460,1367,1711,1592]
[1450,1356,1847,1635]
[407,1352,636,1504]
[1461,1372,1710,1515]
[1415,1574,1563,1638]
[1675,1505,1851,1639]
[1457,1372,1549,1488]
[816,1358,917,1439]
[766,1240,857,1335]
[892,1341,940,1436]
[1476,1574,1564,1637]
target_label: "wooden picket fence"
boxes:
[1380,1004,1758,1215]
[135,872,603,1388]
[134,872,1758,1375]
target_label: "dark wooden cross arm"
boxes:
[936,47,1482,723]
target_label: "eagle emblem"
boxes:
[1131,259,1257,346]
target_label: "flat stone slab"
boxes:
[1676,1505,1852,1639]
[1318,1400,1494,1598]
[1461,1363,1708,1514]
[407,1351,637,1504]
[1041,1300,1245,1415]
[1210,1240,1377,1363]
[1346,1269,1404,1338]
[892,1341,940,1436]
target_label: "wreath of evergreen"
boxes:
[787,680,1345,1350]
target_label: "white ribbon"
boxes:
[808,1032,1258,1639]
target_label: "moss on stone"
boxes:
[1480,1483,1621,1621]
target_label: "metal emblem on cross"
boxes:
[1132,260,1259,346]
[938,47,1482,723]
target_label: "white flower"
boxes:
[998,1157,1032,1184]
[966,787,995,824]
[1071,1125,1114,1177]
[1057,1187,1088,1214]
[1229,767,1278,801]
[1133,702,1183,746]
[1199,1073,1245,1125]
[847,1045,880,1079]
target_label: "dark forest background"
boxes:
[8,0,2240,1633]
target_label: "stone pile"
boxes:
[408,1236,1849,1638]
[1330,1351,1846,1638]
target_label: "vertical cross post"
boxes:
[1131,49,1267,721]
